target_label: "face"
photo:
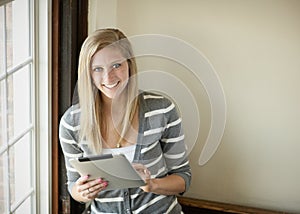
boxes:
[91,46,129,100]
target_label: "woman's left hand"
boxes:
[132,163,186,195]
[141,174,186,195]
[132,163,152,192]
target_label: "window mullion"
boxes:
[29,0,36,213]
[7,125,34,147]
[2,3,11,214]
[10,187,34,213]
[6,57,33,76]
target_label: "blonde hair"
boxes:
[77,28,139,153]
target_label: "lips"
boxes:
[102,81,119,89]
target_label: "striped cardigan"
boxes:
[59,91,192,214]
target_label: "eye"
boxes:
[93,67,103,72]
[112,63,122,69]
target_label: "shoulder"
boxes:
[139,91,180,121]
[59,104,81,130]
[139,91,174,110]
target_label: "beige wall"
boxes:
[89,0,300,212]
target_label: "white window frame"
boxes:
[0,0,52,213]
[35,0,52,213]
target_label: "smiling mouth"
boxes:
[103,81,119,89]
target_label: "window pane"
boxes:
[7,67,31,141]
[0,6,4,74]
[0,80,5,148]
[14,196,31,214]
[0,153,8,214]
[6,0,30,70]
[1,0,35,213]
[9,132,32,207]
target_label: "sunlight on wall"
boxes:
[88,0,300,212]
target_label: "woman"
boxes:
[59,28,191,213]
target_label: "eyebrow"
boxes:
[91,58,126,68]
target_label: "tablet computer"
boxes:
[69,154,146,191]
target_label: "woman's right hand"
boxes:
[71,175,109,203]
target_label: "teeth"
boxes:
[104,82,118,89]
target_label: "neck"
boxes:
[102,92,127,114]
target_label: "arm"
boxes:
[157,101,191,195]
[59,106,107,202]
[140,174,186,195]
[139,97,192,195]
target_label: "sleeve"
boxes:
[59,106,83,194]
[160,98,192,194]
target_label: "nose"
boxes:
[102,67,114,79]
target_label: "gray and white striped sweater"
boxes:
[59,91,192,214]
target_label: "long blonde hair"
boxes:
[77,28,139,153]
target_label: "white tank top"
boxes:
[102,144,136,162]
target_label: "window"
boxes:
[0,0,50,213]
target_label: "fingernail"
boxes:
[103,181,108,187]
[84,175,89,179]
[97,178,102,183]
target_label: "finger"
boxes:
[76,176,92,194]
[81,178,106,194]
[132,163,145,171]
[87,188,94,196]
[85,188,91,196]
[80,181,109,201]
[86,182,108,200]
[92,181,109,193]
[83,188,93,198]
[76,175,89,185]
[144,169,151,179]
[86,188,98,199]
